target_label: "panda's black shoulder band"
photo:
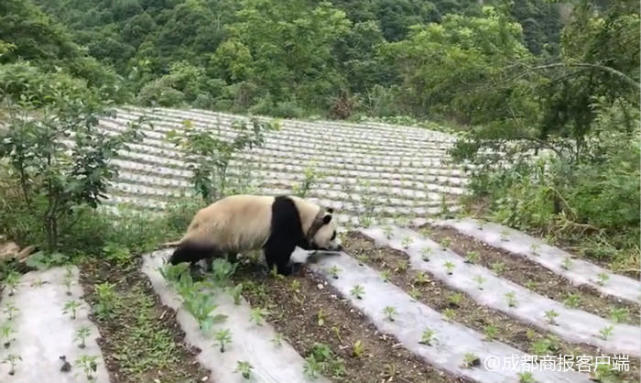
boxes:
[306,208,326,242]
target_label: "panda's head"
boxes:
[309,208,342,252]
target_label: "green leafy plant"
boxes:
[443,261,455,275]
[599,325,614,340]
[75,326,91,349]
[64,300,81,320]
[440,237,451,250]
[409,287,422,300]
[352,340,365,358]
[75,355,98,382]
[230,283,243,305]
[0,323,15,349]
[609,307,629,323]
[63,267,74,296]
[505,292,517,308]
[210,258,237,285]
[518,371,537,383]
[530,336,560,355]
[383,306,397,321]
[383,226,393,240]
[235,360,253,380]
[4,271,20,297]
[304,343,345,379]
[483,325,498,340]
[380,270,391,283]
[401,236,413,249]
[102,242,132,266]
[183,290,227,330]
[461,353,480,368]
[443,308,456,321]
[464,251,479,264]
[395,260,408,273]
[596,272,610,286]
[214,329,232,352]
[544,310,559,325]
[413,271,430,285]
[293,165,320,198]
[350,284,365,299]
[529,243,541,256]
[563,294,581,308]
[250,307,269,326]
[93,282,118,320]
[474,275,486,290]
[419,328,436,346]
[491,262,505,274]
[448,293,463,307]
[3,304,18,321]
[420,247,432,262]
[328,266,341,279]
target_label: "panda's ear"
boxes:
[327,208,334,214]
[323,214,332,224]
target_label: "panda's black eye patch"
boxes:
[331,231,336,240]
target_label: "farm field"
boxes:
[1,107,639,383]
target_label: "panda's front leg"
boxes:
[263,244,298,276]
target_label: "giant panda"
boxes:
[168,194,342,275]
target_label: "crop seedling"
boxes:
[380,270,391,283]
[271,333,283,347]
[596,272,610,286]
[395,260,408,273]
[350,284,365,299]
[561,257,573,271]
[352,340,365,358]
[62,267,74,296]
[304,355,322,379]
[609,307,629,323]
[1,323,15,348]
[250,307,269,326]
[519,372,537,383]
[304,343,345,379]
[235,360,253,379]
[464,251,479,264]
[444,261,455,275]
[599,325,614,340]
[505,292,518,308]
[184,291,227,331]
[3,304,18,321]
[544,310,559,325]
[401,236,413,249]
[211,258,237,285]
[491,262,505,274]
[563,294,581,308]
[419,328,436,346]
[443,308,456,321]
[474,275,486,290]
[64,300,81,320]
[462,353,480,368]
[420,247,432,261]
[530,336,560,355]
[75,326,91,349]
[483,325,498,340]
[413,271,430,285]
[3,354,21,376]
[4,271,20,296]
[328,266,341,279]
[75,355,98,382]
[214,329,232,352]
[383,306,397,321]
[525,280,537,290]
[409,287,422,300]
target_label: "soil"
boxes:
[422,226,640,324]
[343,232,640,382]
[79,259,210,383]
[231,261,468,383]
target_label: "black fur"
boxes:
[263,195,307,275]
[169,241,220,265]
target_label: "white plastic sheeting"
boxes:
[307,250,592,383]
[0,267,110,383]
[360,226,641,356]
[435,218,641,304]
[141,250,329,383]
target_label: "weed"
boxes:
[444,261,455,275]
[409,287,422,300]
[102,242,132,266]
[2,354,21,376]
[303,355,322,379]
[530,336,560,355]
[563,294,581,308]
[304,343,345,379]
[599,325,614,340]
[419,328,436,345]
[464,251,479,264]
[440,237,451,250]
[525,280,537,290]
[75,326,91,349]
[214,329,232,352]
[505,292,518,308]
[491,262,505,274]
[395,260,408,273]
[483,325,498,340]
[317,309,326,327]
[544,310,559,325]
[443,308,456,321]
[383,306,397,321]
[519,371,537,383]
[448,292,463,307]
[93,282,118,320]
[462,353,480,368]
[596,272,610,286]
[235,360,253,380]
[413,271,430,285]
[249,307,269,326]
[75,355,98,382]
[352,340,365,358]
[64,300,81,320]
[380,270,391,283]
[350,284,365,299]
[290,280,301,294]
[474,275,486,290]
[609,307,629,323]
